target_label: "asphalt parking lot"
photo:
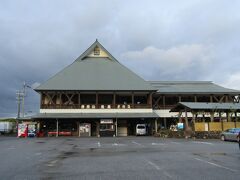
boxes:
[0,136,239,180]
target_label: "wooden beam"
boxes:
[153,96,162,108]
[213,95,219,102]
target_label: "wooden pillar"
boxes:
[96,120,100,137]
[178,95,182,102]
[40,92,43,108]
[78,92,81,105]
[96,92,99,107]
[185,108,188,128]
[56,119,59,137]
[77,121,80,137]
[59,93,62,107]
[164,117,167,128]
[115,118,118,137]
[113,92,116,108]
[210,95,213,103]
[163,95,166,109]
[149,93,153,108]
[192,112,195,123]
[194,96,197,102]
[227,111,231,122]
[225,95,229,103]
[210,111,214,122]
[178,111,182,123]
[219,112,222,121]
[155,118,158,134]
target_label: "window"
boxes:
[94,46,100,56]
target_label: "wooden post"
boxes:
[192,112,196,132]
[155,118,158,134]
[163,95,166,109]
[179,96,181,102]
[192,112,196,124]
[185,108,188,128]
[164,117,167,128]
[96,92,98,108]
[227,111,231,122]
[225,95,229,103]
[115,118,118,137]
[78,92,81,106]
[113,92,116,108]
[210,111,214,122]
[148,93,153,108]
[56,119,59,137]
[210,95,213,103]
[194,96,197,102]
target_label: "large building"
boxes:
[27,40,240,137]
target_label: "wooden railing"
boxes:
[41,104,152,109]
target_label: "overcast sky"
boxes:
[1,0,240,117]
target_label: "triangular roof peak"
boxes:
[76,40,118,62]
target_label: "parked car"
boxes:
[136,124,147,136]
[220,128,240,141]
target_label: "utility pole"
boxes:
[21,81,31,118]
[16,90,23,119]
[22,81,26,118]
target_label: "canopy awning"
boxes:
[170,102,240,112]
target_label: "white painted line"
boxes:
[193,141,213,145]
[35,152,42,156]
[132,141,143,146]
[47,160,58,167]
[194,158,237,172]
[147,160,172,179]
[7,147,16,150]
[112,143,126,146]
[170,142,180,145]
[151,142,165,146]
[97,142,101,147]
[147,160,160,170]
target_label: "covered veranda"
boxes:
[170,102,240,129]
[30,112,159,137]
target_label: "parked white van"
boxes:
[136,124,147,136]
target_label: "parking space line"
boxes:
[132,141,143,146]
[193,141,213,145]
[112,143,126,146]
[151,142,165,146]
[146,160,172,179]
[97,142,101,147]
[47,160,58,167]
[194,158,237,172]
[147,160,160,170]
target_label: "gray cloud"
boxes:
[0,0,240,117]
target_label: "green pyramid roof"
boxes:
[35,40,156,91]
